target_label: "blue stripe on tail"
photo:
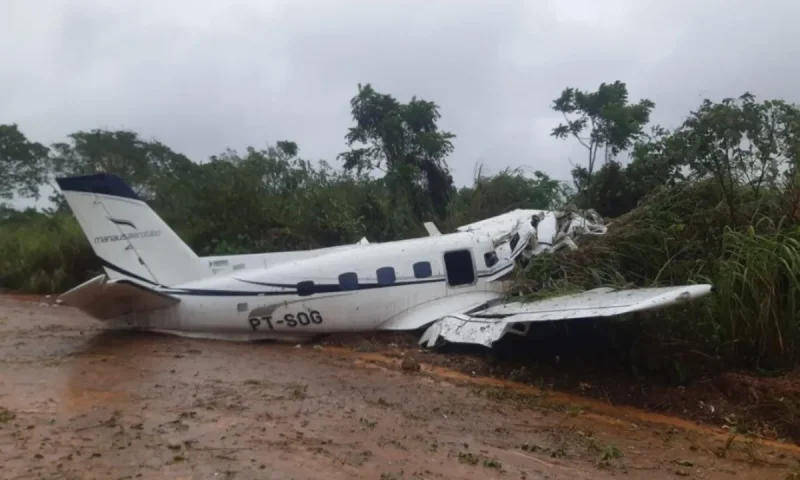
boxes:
[56,173,140,200]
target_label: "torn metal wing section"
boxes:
[419,284,713,348]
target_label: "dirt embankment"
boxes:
[322,321,800,447]
[0,295,797,479]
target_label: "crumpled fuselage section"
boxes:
[418,209,712,349]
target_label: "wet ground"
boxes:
[0,295,798,479]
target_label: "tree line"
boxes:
[4,81,798,234]
[2,80,800,373]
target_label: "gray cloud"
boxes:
[2,0,798,201]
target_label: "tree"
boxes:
[580,125,689,218]
[47,129,194,211]
[0,124,50,202]
[626,125,687,192]
[446,167,568,228]
[550,81,655,202]
[338,83,456,221]
[677,93,800,218]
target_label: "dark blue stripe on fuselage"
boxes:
[98,257,164,287]
[233,275,447,294]
[94,233,520,298]
[163,289,292,297]
[226,261,515,297]
[113,279,181,302]
[95,255,448,297]
[234,252,517,291]
[98,262,514,298]
[100,259,515,298]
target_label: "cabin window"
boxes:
[338,272,359,291]
[376,267,396,285]
[413,261,432,279]
[296,280,315,297]
[484,251,499,268]
[510,232,521,252]
[444,249,475,287]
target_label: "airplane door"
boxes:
[443,249,477,294]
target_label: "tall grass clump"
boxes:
[517,178,800,371]
[713,223,800,368]
[0,214,98,293]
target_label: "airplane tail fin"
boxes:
[56,173,208,287]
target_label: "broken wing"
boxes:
[419,284,712,348]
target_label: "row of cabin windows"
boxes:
[295,248,496,296]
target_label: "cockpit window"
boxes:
[484,251,499,268]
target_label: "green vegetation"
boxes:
[1,81,799,376]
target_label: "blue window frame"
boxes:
[376,267,396,285]
[413,261,432,279]
[338,272,359,291]
[296,280,315,297]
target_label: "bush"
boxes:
[516,179,800,371]
[0,213,98,294]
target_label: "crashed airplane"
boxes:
[54,173,712,349]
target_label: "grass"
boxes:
[0,213,99,294]
[517,179,800,372]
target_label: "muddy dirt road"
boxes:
[0,296,797,479]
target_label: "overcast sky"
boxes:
[3,0,799,207]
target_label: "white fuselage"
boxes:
[59,173,658,347]
[113,228,529,342]
[55,173,712,350]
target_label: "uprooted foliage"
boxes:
[514,178,800,372]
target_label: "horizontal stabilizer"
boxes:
[420,284,712,348]
[59,274,180,321]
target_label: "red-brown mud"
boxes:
[322,326,800,446]
[0,295,797,479]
